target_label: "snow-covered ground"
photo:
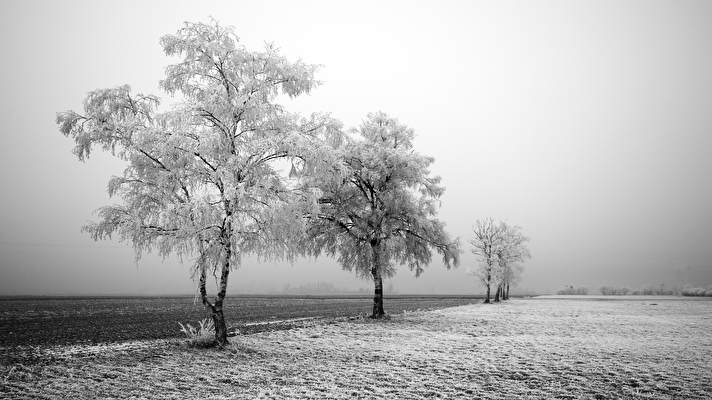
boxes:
[534,294,709,301]
[2,298,711,399]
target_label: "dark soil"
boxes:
[0,295,482,347]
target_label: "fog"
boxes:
[0,0,710,295]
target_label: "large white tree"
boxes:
[301,112,460,318]
[57,21,331,345]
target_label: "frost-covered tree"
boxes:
[500,263,523,300]
[471,220,529,302]
[494,223,530,301]
[302,112,460,318]
[471,218,504,303]
[57,21,330,345]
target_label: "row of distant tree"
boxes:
[556,286,590,295]
[279,282,397,295]
[681,287,712,297]
[61,21,531,346]
[557,285,712,296]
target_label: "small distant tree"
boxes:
[501,263,523,300]
[302,112,460,318]
[494,223,530,301]
[471,219,503,303]
[57,21,329,345]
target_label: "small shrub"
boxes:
[178,318,216,348]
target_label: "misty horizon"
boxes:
[1,0,711,297]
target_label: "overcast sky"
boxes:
[0,0,710,295]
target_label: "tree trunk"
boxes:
[197,261,226,347]
[494,284,501,302]
[484,267,491,304]
[211,308,228,345]
[212,241,232,346]
[370,241,385,318]
[505,283,510,300]
[198,263,213,314]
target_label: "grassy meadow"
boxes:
[1,297,711,399]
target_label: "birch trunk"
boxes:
[197,262,228,347]
[370,241,385,318]
[212,240,232,346]
[484,266,491,304]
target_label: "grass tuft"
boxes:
[178,318,216,348]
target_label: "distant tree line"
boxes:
[599,286,630,295]
[600,285,676,296]
[279,282,396,295]
[681,286,712,297]
[600,286,678,296]
[554,285,712,296]
[557,286,589,295]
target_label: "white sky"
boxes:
[1,0,711,295]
